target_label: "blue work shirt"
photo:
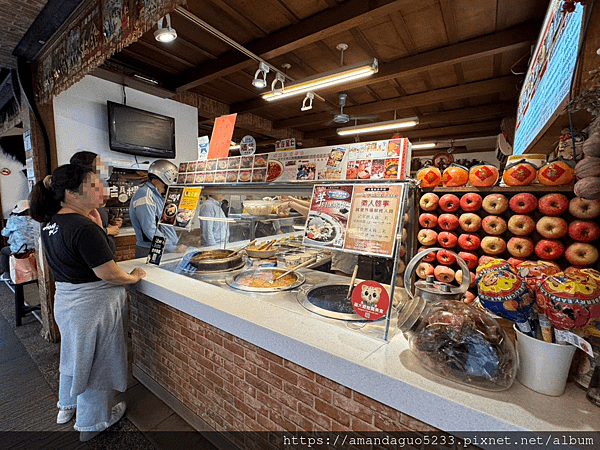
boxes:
[129,182,179,252]
[198,197,230,247]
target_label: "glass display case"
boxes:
[157,181,416,342]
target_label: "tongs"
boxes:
[252,239,275,251]
[273,257,317,282]
[346,265,359,299]
[230,239,257,256]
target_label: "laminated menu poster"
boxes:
[303,184,405,257]
[344,184,405,257]
[303,185,353,249]
[159,186,202,229]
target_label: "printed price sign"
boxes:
[147,236,166,265]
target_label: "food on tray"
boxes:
[188,161,198,172]
[228,158,240,169]
[205,174,215,182]
[266,161,283,181]
[218,160,229,170]
[205,160,216,171]
[195,173,205,183]
[236,271,296,288]
[197,161,206,171]
[215,174,227,183]
[252,171,265,182]
[178,163,188,173]
[226,171,238,182]
[254,156,267,167]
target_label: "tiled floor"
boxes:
[0,282,219,450]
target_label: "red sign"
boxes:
[351,281,390,321]
[208,114,237,160]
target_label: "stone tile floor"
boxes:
[0,282,219,450]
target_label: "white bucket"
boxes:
[514,326,577,396]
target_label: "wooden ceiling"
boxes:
[99,1,547,153]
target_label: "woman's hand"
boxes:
[130,267,146,281]
[106,225,120,236]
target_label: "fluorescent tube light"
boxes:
[411,142,437,149]
[262,59,378,102]
[337,117,419,136]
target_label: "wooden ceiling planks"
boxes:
[87,0,551,151]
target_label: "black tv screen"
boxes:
[107,101,175,158]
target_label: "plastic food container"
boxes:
[243,200,275,216]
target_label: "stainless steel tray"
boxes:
[226,267,305,292]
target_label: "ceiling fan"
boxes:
[328,93,378,125]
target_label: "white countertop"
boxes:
[120,256,600,434]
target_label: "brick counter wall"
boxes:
[114,234,136,261]
[130,290,455,449]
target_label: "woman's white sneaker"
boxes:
[56,408,75,424]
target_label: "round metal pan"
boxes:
[190,249,244,273]
[297,283,364,321]
[226,267,305,292]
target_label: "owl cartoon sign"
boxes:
[351,280,390,321]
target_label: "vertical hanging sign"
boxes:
[208,113,237,160]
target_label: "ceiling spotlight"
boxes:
[301,92,314,111]
[154,14,177,43]
[337,117,419,136]
[271,72,286,96]
[252,62,270,88]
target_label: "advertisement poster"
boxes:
[159,186,202,229]
[344,184,405,257]
[303,185,353,249]
[198,136,209,160]
[208,113,237,160]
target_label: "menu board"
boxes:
[176,138,411,185]
[344,184,404,256]
[513,1,584,155]
[159,186,202,229]
[303,183,406,257]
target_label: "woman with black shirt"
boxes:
[30,164,146,442]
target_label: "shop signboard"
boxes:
[208,113,237,160]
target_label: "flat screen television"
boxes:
[107,101,176,158]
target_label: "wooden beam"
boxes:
[171,0,409,91]
[233,23,537,114]
[276,76,518,129]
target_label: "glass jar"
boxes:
[398,296,517,391]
